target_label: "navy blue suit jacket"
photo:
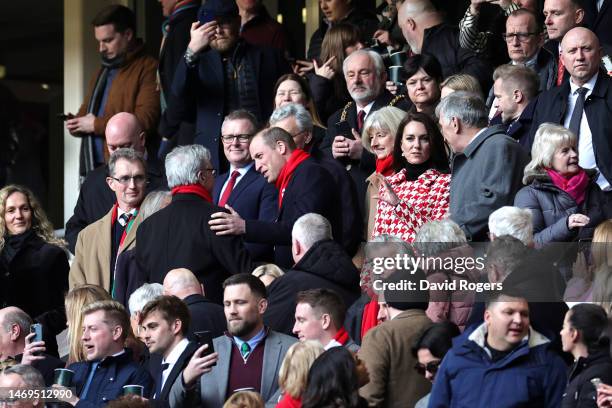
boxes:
[244,158,342,268]
[213,165,278,261]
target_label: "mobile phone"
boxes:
[194,331,216,366]
[30,323,43,343]
[57,113,73,121]
[198,11,217,25]
[335,120,353,139]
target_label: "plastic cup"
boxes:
[54,368,75,387]
[122,385,144,397]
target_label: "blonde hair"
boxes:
[362,106,406,153]
[65,285,111,363]
[523,123,577,184]
[591,220,612,314]
[440,74,482,97]
[82,300,131,341]
[0,185,66,250]
[251,264,285,280]
[278,340,325,398]
[222,390,264,408]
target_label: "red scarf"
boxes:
[546,168,589,205]
[361,299,380,340]
[333,327,350,346]
[171,184,213,203]
[110,203,138,248]
[375,155,395,176]
[275,149,310,209]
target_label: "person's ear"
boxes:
[276,140,288,155]
[124,28,134,43]
[451,117,460,134]
[513,89,523,104]
[258,298,268,314]
[304,131,313,145]
[575,7,584,25]
[9,323,20,342]
[172,319,182,336]
[293,239,303,257]
[112,325,123,342]
[106,177,116,192]
[321,313,331,331]
[484,308,491,325]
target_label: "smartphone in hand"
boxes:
[194,331,216,366]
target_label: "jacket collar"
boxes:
[462,125,506,158]
[460,323,550,358]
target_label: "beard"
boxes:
[211,36,238,54]
[227,317,257,338]
[349,85,378,106]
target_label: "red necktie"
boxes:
[218,170,240,207]
[556,56,565,86]
[357,110,366,133]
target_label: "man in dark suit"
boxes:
[162,268,226,338]
[270,104,362,257]
[211,110,277,262]
[322,50,411,212]
[169,274,296,408]
[437,91,529,241]
[264,214,360,336]
[209,127,341,268]
[530,27,612,191]
[140,296,198,408]
[65,112,166,253]
[135,145,253,304]
[162,0,290,172]
[583,0,612,45]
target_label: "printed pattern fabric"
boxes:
[372,168,451,242]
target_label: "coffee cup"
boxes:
[54,368,75,387]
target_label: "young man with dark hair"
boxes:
[169,274,296,407]
[140,296,198,408]
[293,288,359,352]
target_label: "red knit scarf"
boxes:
[171,184,212,203]
[333,327,350,346]
[546,168,589,205]
[275,149,310,209]
[375,155,395,176]
[361,299,380,340]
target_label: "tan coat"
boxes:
[69,208,142,291]
[364,172,381,241]
[358,309,433,408]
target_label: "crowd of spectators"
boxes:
[3,0,612,406]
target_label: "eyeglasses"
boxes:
[502,32,538,42]
[221,134,251,144]
[414,360,441,376]
[110,175,148,185]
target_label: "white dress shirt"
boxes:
[159,338,190,394]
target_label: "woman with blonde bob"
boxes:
[251,263,284,287]
[515,123,611,246]
[361,106,406,239]
[276,340,325,408]
[440,74,483,99]
[0,185,69,347]
[590,220,612,313]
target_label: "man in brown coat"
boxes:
[70,148,147,296]
[66,5,160,177]
[358,268,433,408]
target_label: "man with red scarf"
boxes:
[209,127,342,268]
[135,145,253,304]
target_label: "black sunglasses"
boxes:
[414,360,441,376]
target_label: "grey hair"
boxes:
[252,264,285,279]
[165,145,212,189]
[1,309,32,335]
[139,190,171,220]
[108,148,146,177]
[414,219,467,256]
[128,283,163,316]
[269,103,313,133]
[292,213,333,250]
[523,123,577,184]
[2,365,45,388]
[365,234,412,259]
[488,206,533,246]
[362,106,406,153]
[343,49,386,77]
[435,91,488,129]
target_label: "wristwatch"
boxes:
[184,48,199,67]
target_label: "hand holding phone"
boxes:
[194,331,216,364]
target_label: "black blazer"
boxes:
[213,165,278,261]
[183,294,226,339]
[244,158,342,268]
[151,341,198,408]
[64,155,167,253]
[135,193,254,304]
[584,0,612,46]
[529,71,612,185]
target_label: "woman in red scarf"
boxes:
[361,106,407,240]
[515,123,612,246]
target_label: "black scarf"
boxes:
[403,160,433,181]
[1,229,35,270]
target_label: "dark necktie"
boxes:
[218,170,240,207]
[357,110,366,134]
[240,342,251,360]
[155,362,170,398]
[118,212,132,227]
[569,87,588,139]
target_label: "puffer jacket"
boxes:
[514,169,611,246]
[562,350,612,408]
[423,244,482,331]
[429,324,568,408]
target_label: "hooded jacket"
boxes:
[263,239,360,335]
[429,324,567,408]
[514,169,611,246]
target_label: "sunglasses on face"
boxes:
[414,360,441,376]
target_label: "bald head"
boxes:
[163,268,204,299]
[105,112,146,155]
[0,307,32,361]
[398,0,440,53]
[561,27,602,86]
